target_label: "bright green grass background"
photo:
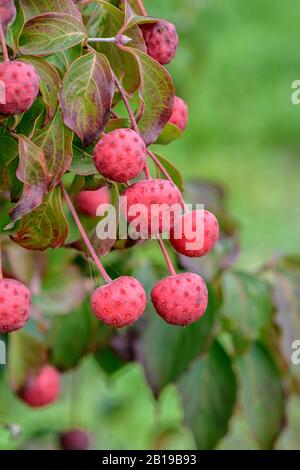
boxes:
[150,0,300,269]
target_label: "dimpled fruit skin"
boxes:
[141,21,178,65]
[169,96,188,131]
[60,429,90,451]
[0,61,39,115]
[93,129,146,183]
[123,179,182,236]
[151,273,208,326]
[0,279,31,334]
[170,210,219,258]
[91,276,146,328]
[20,366,60,408]
[75,186,111,216]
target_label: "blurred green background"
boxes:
[151,0,300,269]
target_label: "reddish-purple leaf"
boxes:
[33,110,73,187]
[59,51,114,146]
[8,135,51,225]
[123,47,175,145]
[19,0,82,22]
[11,187,68,250]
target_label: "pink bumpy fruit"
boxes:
[93,129,146,183]
[141,21,179,65]
[59,429,90,451]
[91,276,146,328]
[169,96,188,131]
[0,61,39,115]
[170,210,219,257]
[20,366,61,408]
[123,179,182,237]
[75,186,111,217]
[151,273,208,326]
[0,279,31,334]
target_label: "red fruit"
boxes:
[151,273,208,326]
[0,279,31,334]
[123,179,182,237]
[20,366,60,408]
[170,210,219,258]
[91,276,146,328]
[0,61,39,115]
[0,0,16,32]
[141,21,179,65]
[93,129,146,183]
[75,186,111,217]
[169,96,188,131]
[59,429,90,451]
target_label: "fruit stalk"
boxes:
[156,236,176,276]
[136,0,147,16]
[113,74,140,134]
[0,23,9,62]
[59,182,112,284]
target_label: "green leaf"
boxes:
[11,187,68,250]
[124,47,175,145]
[21,56,62,123]
[221,271,273,353]
[237,343,284,449]
[96,0,145,94]
[19,13,87,56]
[178,341,237,450]
[48,300,95,370]
[46,44,82,76]
[59,51,114,146]
[155,122,182,145]
[0,134,22,195]
[153,152,184,192]
[15,98,46,137]
[8,136,51,225]
[140,284,217,392]
[123,0,158,30]
[69,154,97,176]
[33,109,73,187]
[19,0,82,21]
[8,332,47,391]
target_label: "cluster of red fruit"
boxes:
[0,4,219,418]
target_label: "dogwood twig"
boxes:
[60,182,112,284]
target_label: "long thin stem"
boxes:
[59,182,112,284]
[156,236,176,276]
[0,24,9,62]
[147,149,172,182]
[115,79,178,277]
[88,37,118,43]
[113,74,140,134]
[0,240,3,280]
[136,0,147,16]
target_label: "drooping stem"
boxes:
[156,236,176,276]
[147,149,172,182]
[136,0,147,16]
[59,182,112,284]
[113,74,140,134]
[0,24,9,62]
[0,240,3,280]
[115,80,178,277]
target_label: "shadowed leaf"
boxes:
[178,341,237,450]
[33,109,73,187]
[237,343,284,449]
[8,136,51,225]
[11,187,68,250]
